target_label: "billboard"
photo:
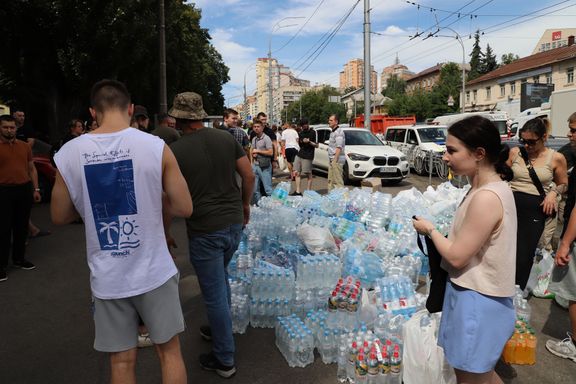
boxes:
[520,83,555,111]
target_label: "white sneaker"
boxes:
[137,333,154,348]
[545,333,576,362]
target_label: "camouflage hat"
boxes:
[168,92,208,121]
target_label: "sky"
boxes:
[189,0,576,106]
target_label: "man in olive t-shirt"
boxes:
[168,92,254,378]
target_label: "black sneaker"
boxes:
[199,325,212,341]
[199,352,236,378]
[13,260,36,270]
[0,268,7,282]
[495,357,517,379]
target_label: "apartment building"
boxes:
[465,36,576,116]
[339,59,378,94]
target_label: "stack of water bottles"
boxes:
[249,261,295,328]
[336,326,403,383]
[374,276,419,317]
[291,253,342,318]
[230,278,250,334]
[326,276,363,331]
[275,314,315,368]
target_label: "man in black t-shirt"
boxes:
[291,119,318,195]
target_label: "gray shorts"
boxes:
[294,156,313,175]
[93,273,185,352]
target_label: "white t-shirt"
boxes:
[54,128,177,299]
[282,128,300,150]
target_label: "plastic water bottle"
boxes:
[355,352,368,383]
[337,345,348,382]
[516,298,532,324]
[389,348,402,384]
[366,351,380,384]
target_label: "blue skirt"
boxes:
[438,280,515,373]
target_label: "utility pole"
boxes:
[268,45,273,123]
[363,0,371,131]
[158,0,167,114]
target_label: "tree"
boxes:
[430,62,462,116]
[281,86,346,125]
[0,0,229,140]
[468,30,484,81]
[343,86,357,94]
[382,75,406,99]
[482,44,498,74]
[501,53,520,66]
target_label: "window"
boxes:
[533,75,540,84]
[552,42,557,49]
[568,67,574,84]
[521,78,527,84]
[541,43,546,51]
[500,84,505,97]
[394,129,407,143]
[486,87,491,99]
[546,73,553,84]
[466,91,470,103]
[315,129,329,143]
[473,90,477,102]
[545,42,551,50]
[407,130,418,145]
[510,82,516,95]
[385,129,396,141]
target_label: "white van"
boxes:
[433,111,510,140]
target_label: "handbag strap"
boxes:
[518,146,547,199]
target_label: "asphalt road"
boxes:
[0,172,574,383]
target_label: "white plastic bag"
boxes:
[296,223,337,253]
[402,310,456,384]
[525,249,555,298]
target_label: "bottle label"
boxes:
[391,362,401,374]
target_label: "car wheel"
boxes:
[413,156,426,176]
[383,179,402,186]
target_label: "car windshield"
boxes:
[493,120,508,136]
[418,127,447,143]
[344,130,383,146]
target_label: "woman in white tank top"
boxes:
[413,116,517,384]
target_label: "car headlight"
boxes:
[347,153,370,161]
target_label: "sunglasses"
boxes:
[519,137,542,146]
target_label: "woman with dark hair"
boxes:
[506,117,567,290]
[413,116,517,383]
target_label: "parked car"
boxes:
[312,127,409,184]
[384,124,447,175]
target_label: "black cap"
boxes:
[134,105,149,119]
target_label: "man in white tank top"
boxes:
[51,80,192,384]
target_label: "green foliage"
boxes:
[0,0,229,138]
[382,75,406,99]
[501,53,520,66]
[482,44,498,74]
[281,86,347,125]
[468,30,484,81]
[386,62,461,121]
[343,86,357,94]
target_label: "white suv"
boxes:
[312,126,409,184]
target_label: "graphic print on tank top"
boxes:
[84,159,140,253]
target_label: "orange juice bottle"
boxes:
[527,330,537,365]
[516,331,527,365]
[503,337,516,364]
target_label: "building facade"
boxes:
[405,62,468,94]
[533,29,576,54]
[339,59,378,94]
[381,57,414,92]
[255,57,310,123]
[465,37,576,117]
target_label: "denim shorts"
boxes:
[438,280,515,373]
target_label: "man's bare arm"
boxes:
[50,171,80,225]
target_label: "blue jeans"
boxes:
[188,223,243,366]
[252,164,273,203]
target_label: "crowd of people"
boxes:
[2,79,576,384]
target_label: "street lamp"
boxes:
[436,27,466,114]
[268,17,304,124]
[243,63,256,121]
